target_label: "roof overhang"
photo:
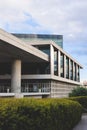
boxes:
[0,29,49,63]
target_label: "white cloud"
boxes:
[0,0,87,38]
[0,0,87,81]
[0,0,87,48]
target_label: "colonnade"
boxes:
[50,45,80,81]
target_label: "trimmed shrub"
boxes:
[0,98,82,130]
[69,96,87,113]
[69,87,87,97]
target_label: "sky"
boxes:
[0,0,87,82]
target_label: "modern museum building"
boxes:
[0,28,82,98]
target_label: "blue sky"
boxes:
[0,0,87,82]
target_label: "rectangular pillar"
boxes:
[64,55,66,78]
[50,45,54,75]
[73,61,74,80]
[69,59,70,79]
[76,64,78,81]
[58,50,60,77]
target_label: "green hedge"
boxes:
[0,98,82,130]
[69,96,87,113]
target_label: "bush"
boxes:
[0,98,82,130]
[69,87,87,97]
[69,96,87,113]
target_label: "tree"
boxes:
[69,86,87,97]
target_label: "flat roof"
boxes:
[0,29,49,63]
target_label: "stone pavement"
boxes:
[73,114,87,130]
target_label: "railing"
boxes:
[21,83,50,93]
[0,83,11,93]
[0,82,51,93]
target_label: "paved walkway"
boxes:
[73,114,87,130]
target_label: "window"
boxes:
[60,53,64,77]
[66,57,69,79]
[54,50,58,75]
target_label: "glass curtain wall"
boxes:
[70,60,73,80]
[73,63,76,81]
[60,52,64,77]
[38,45,50,55]
[66,57,69,79]
[0,80,11,93]
[77,66,80,82]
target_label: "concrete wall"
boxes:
[50,80,78,98]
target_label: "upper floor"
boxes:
[12,33,82,83]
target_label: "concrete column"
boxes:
[11,59,21,93]
[73,62,74,80]
[69,59,70,79]
[64,55,66,78]
[50,45,54,75]
[76,64,78,81]
[78,66,80,82]
[58,50,60,77]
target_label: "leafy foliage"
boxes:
[69,87,87,97]
[0,98,82,130]
[69,96,87,113]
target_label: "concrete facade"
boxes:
[0,28,83,98]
